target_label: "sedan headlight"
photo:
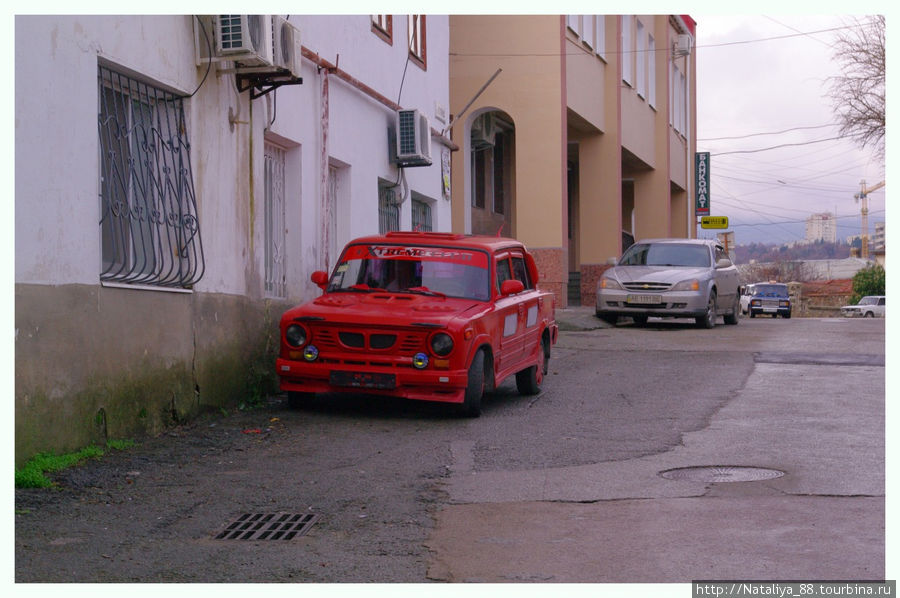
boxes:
[600,277,623,290]
[670,279,700,292]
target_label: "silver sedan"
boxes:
[595,238,741,328]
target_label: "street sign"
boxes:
[701,216,728,229]
[695,152,710,216]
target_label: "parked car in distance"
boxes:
[740,283,759,315]
[276,231,558,417]
[841,295,885,318]
[595,238,741,328]
[748,283,792,318]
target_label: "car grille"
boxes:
[622,281,672,292]
[315,326,425,354]
[760,299,781,308]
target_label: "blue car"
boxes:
[748,283,792,318]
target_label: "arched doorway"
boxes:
[468,110,515,237]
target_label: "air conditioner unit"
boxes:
[215,15,274,67]
[393,109,433,167]
[673,33,693,57]
[471,113,498,149]
[272,16,302,78]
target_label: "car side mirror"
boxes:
[500,279,525,296]
[716,258,732,269]
[311,270,329,290]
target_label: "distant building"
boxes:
[873,221,885,250]
[805,212,837,243]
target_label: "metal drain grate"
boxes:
[659,466,785,483]
[215,513,319,540]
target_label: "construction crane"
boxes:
[854,179,885,259]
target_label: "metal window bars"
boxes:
[264,143,286,297]
[98,65,204,288]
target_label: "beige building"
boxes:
[448,15,698,307]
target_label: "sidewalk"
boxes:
[554,305,608,331]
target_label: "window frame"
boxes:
[371,15,392,44]
[408,15,427,69]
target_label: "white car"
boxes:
[740,283,759,315]
[595,238,741,328]
[841,295,885,318]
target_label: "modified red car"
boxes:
[277,231,558,416]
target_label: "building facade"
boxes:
[15,15,450,463]
[805,212,838,243]
[448,15,698,307]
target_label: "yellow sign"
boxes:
[700,216,729,229]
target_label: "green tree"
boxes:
[850,264,885,304]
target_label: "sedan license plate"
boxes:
[626,294,662,305]
[330,371,396,390]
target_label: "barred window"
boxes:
[264,142,286,298]
[378,181,400,233]
[98,65,204,288]
[411,197,433,232]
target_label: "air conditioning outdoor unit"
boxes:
[272,16,302,78]
[393,109,433,167]
[471,113,498,149]
[215,15,274,67]
[673,33,693,57]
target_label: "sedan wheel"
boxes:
[516,338,547,395]
[724,294,740,325]
[460,349,485,417]
[696,292,717,329]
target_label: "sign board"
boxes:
[695,152,710,215]
[701,216,728,229]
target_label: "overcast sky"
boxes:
[693,14,886,246]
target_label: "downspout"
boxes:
[320,68,331,272]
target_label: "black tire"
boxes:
[632,315,648,327]
[724,294,740,325]
[750,311,756,318]
[460,349,485,417]
[287,391,314,409]
[516,337,547,395]
[865,311,874,318]
[784,312,792,319]
[696,291,717,329]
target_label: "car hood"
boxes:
[281,291,486,328]
[607,265,710,284]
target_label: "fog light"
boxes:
[413,352,429,369]
[303,345,319,361]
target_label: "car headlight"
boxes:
[600,277,623,290]
[670,279,700,292]
[429,332,454,356]
[285,324,308,348]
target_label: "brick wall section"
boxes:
[580,263,614,308]
[530,247,567,309]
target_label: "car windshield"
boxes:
[754,284,787,296]
[328,244,491,301]
[619,243,711,267]
[858,297,878,305]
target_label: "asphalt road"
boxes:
[14,313,886,584]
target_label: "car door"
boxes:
[493,252,525,372]
[714,245,740,311]
[510,251,541,365]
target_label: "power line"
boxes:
[711,136,844,156]
[698,123,835,141]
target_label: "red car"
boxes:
[277,231,558,416]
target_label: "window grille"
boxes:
[411,198,433,232]
[98,65,204,288]
[264,143,286,297]
[379,183,400,233]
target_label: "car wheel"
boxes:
[865,311,874,318]
[749,310,756,319]
[632,315,648,327]
[696,291,717,329]
[287,391,314,409]
[724,294,740,325]
[460,349,485,417]
[516,337,547,396]
[784,312,791,319]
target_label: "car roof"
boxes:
[344,231,526,253]
[635,238,720,247]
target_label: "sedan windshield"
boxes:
[754,284,787,296]
[858,297,878,305]
[619,243,711,267]
[328,245,491,301]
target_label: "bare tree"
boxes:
[829,16,885,157]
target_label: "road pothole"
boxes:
[659,466,784,483]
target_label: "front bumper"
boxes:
[595,289,709,319]
[277,357,469,403]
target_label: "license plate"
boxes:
[626,294,662,305]
[330,371,396,390]
[763,308,777,312]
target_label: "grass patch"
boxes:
[15,439,135,489]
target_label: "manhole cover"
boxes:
[215,513,319,540]
[659,466,784,483]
